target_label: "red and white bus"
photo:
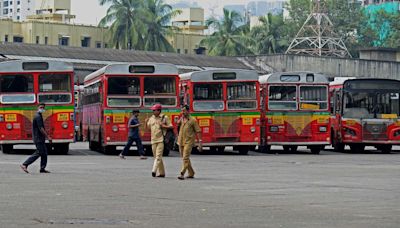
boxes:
[82,63,180,155]
[259,72,331,154]
[330,78,400,153]
[179,69,261,155]
[0,60,75,154]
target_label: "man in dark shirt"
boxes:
[119,110,146,160]
[20,103,52,173]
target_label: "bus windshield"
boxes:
[144,76,176,106]
[343,91,400,119]
[0,74,35,103]
[193,83,224,111]
[227,82,257,110]
[299,86,328,110]
[38,73,72,103]
[268,85,297,110]
[107,77,141,107]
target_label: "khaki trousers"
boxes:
[152,142,165,175]
[179,144,195,177]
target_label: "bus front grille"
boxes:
[213,115,240,137]
[363,122,388,141]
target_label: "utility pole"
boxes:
[285,0,351,58]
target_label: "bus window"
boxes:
[0,74,33,92]
[0,74,35,103]
[108,77,140,95]
[193,83,223,111]
[144,77,175,95]
[299,86,328,110]
[38,74,72,103]
[227,82,257,110]
[268,86,297,110]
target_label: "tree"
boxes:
[250,13,289,54]
[99,0,179,52]
[200,9,254,56]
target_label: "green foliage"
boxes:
[99,0,179,52]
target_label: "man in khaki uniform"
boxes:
[145,104,173,177]
[177,105,202,180]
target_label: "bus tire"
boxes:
[89,140,97,151]
[103,145,117,155]
[163,148,170,156]
[1,144,13,154]
[310,146,321,154]
[217,146,225,153]
[377,145,392,154]
[350,144,365,153]
[249,146,256,151]
[144,146,153,156]
[54,143,69,155]
[260,145,271,153]
[238,146,249,155]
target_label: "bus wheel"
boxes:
[103,145,117,155]
[350,145,365,153]
[260,145,271,153]
[163,148,170,156]
[332,138,345,152]
[217,146,225,153]
[1,144,13,154]
[54,143,69,155]
[377,145,392,154]
[249,146,256,151]
[144,146,152,156]
[310,146,321,154]
[89,140,97,151]
[238,146,249,155]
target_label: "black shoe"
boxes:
[152,172,156,177]
[177,175,185,180]
[40,169,51,173]
[156,175,165,178]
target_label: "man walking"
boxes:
[145,104,173,178]
[20,103,52,173]
[119,110,146,160]
[177,105,202,180]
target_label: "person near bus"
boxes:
[119,109,147,160]
[20,103,52,174]
[145,104,173,177]
[176,105,202,180]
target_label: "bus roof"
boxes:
[259,71,328,84]
[180,69,259,82]
[0,60,73,73]
[329,77,357,86]
[84,63,178,83]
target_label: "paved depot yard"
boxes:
[0,143,399,228]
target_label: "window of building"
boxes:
[4,1,9,7]
[177,49,180,54]
[13,36,23,43]
[95,41,102,48]
[17,8,20,13]
[36,36,39,44]
[17,1,20,5]
[81,37,91,47]
[44,36,48,45]
[104,43,108,48]
[10,9,12,13]
[17,16,20,20]
[59,36,69,46]
[3,9,8,14]
[184,49,188,54]
[5,35,8,42]
[10,1,13,5]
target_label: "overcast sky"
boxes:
[71,0,263,25]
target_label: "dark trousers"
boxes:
[121,137,145,156]
[23,142,48,170]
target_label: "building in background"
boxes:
[169,7,207,55]
[27,0,75,23]
[0,0,36,21]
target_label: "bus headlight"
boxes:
[250,127,256,133]
[62,122,69,129]
[319,126,327,132]
[344,127,356,136]
[269,126,278,132]
[112,125,119,132]
[394,130,400,137]
[6,123,13,130]
[106,116,111,124]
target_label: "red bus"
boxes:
[330,78,400,153]
[259,72,331,154]
[0,60,75,154]
[82,63,180,155]
[179,69,261,155]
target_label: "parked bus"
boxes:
[179,69,261,155]
[0,60,75,154]
[82,63,180,155]
[74,85,84,141]
[259,72,330,154]
[330,78,400,153]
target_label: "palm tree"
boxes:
[140,0,181,52]
[251,13,288,54]
[200,9,254,56]
[99,0,144,49]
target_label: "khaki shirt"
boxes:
[147,114,172,144]
[178,116,201,146]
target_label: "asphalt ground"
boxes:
[1,143,399,228]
